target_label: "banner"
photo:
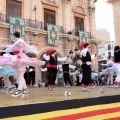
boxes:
[79,31,89,43]
[47,24,59,45]
[10,17,25,41]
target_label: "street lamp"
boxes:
[33,5,37,21]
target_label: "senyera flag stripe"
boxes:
[43,106,120,120]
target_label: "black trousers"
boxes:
[47,68,57,85]
[81,64,92,85]
[28,71,35,85]
[24,72,29,85]
[63,73,71,85]
[76,76,80,85]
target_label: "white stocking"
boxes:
[3,75,11,88]
[3,79,7,87]
[17,64,26,90]
[107,72,113,85]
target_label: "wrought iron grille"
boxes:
[6,0,22,22]
[75,17,84,36]
[0,13,64,33]
[44,9,56,30]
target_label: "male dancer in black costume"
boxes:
[43,50,67,91]
[79,43,95,92]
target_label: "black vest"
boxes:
[62,64,69,72]
[114,51,120,63]
[82,51,91,62]
[29,66,35,72]
[49,56,57,65]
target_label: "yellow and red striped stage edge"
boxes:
[3,102,120,120]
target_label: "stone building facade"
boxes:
[108,0,120,46]
[0,0,98,83]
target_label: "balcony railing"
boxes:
[72,29,90,38]
[25,19,64,33]
[72,29,79,36]
[0,14,64,33]
[0,14,90,37]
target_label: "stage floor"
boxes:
[0,86,120,107]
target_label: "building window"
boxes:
[108,44,111,50]
[44,9,56,30]
[75,17,84,36]
[108,51,111,57]
[6,0,22,22]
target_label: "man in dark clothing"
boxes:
[43,50,67,91]
[58,61,76,87]
[28,66,35,88]
[79,43,95,92]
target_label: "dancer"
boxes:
[79,43,95,92]
[111,46,120,87]
[0,32,45,97]
[58,61,76,88]
[103,46,120,88]
[28,66,35,88]
[24,66,29,88]
[100,46,120,88]
[0,66,17,93]
[75,68,81,86]
[43,50,67,91]
[101,57,114,87]
[0,52,17,93]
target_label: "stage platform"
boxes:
[0,86,120,120]
[0,86,120,107]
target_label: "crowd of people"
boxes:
[0,31,120,98]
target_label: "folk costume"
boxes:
[43,50,67,91]
[75,69,81,86]
[0,32,45,97]
[101,46,120,88]
[79,43,95,92]
[0,64,17,93]
[28,66,35,88]
[113,46,120,87]
[101,58,114,87]
[24,66,29,88]
[0,53,17,93]
[58,62,76,87]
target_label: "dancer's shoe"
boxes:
[6,88,13,94]
[12,90,22,97]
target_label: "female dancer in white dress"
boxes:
[100,46,120,88]
[0,65,17,93]
[0,32,45,97]
[101,57,114,87]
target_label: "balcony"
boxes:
[0,14,64,33]
[0,14,90,38]
[72,29,90,38]
[72,29,79,36]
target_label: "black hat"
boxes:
[114,46,120,51]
